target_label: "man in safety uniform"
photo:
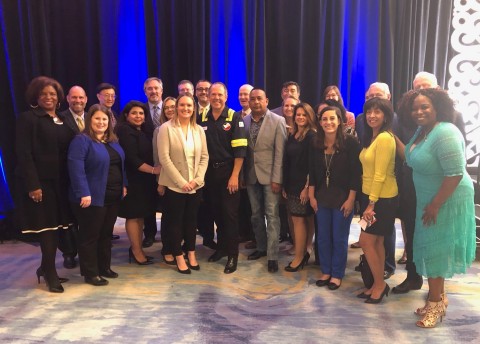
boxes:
[198,82,247,274]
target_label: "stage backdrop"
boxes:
[0,0,454,183]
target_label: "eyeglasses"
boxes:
[196,87,210,92]
[100,93,116,99]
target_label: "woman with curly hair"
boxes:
[396,88,475,328]
[15,76,75,293]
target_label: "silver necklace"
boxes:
[324,151,335,187]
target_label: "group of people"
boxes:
[14,72,476,329]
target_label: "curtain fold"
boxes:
[0,0,455,182]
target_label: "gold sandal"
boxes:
[416,301,446,328]
[415,292,448,316]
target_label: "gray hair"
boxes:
[413,72,438,87]
[143,77,163,92]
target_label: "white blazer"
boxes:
[157,120,209,192]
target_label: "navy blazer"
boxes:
[68,134,127,207]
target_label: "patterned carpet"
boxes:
[1,218,479,344]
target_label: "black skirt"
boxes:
[15,178,73,233]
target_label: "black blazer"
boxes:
[59,109,81,134]
[15,108,75,192]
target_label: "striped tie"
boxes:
[76,117,85,132]
[152,105,160,127]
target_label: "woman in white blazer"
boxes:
[157,94,209,274]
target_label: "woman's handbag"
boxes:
[359,254,374,288]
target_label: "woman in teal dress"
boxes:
[397,88,475,328]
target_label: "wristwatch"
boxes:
[369,200,376,206]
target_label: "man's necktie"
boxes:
[152,105,160,127]
[76,117,85,132]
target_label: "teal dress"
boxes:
[405,122,475,278]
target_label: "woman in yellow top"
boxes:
[358,97,398,304]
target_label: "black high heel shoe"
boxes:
[128,247,154,265]
[187,261,200,271]
[303,252,311,266]
[175,257,191,274]
[36,267,69,284]
[365,284,390,304]
[41,273,64,293]
[186,253,200,271]
[162,254,176,265]
[284,252,310,272]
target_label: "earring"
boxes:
[56,102,61,109]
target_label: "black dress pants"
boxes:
[58,224,78,258]
[197,186,215,243]
[399,166,420,279]
[163,188,201,256]
[72,202,119,277]
[205,163,240,255]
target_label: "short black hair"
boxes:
[96,82,116,94]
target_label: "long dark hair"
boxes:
[292,102,317,141]
[314,106,346,150]
[362,98,394,148]
[84,104,118,143]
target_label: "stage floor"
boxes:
[1,217,479,343]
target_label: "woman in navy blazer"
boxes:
[68,104,127,286]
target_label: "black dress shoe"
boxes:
[224,255,238,274]
[392,277,423,294]
[247,250,267,260]
[315,278,331,287]
[383,270,395,280]
[63,256,77,269]
[142,237,154,248]
[203,240,218,250]
[328,281,341,290]
[111,234,120,240]
[85,276,109,286]
[99,268,119,278]
[208,250,227,262]
[267,260,278,273]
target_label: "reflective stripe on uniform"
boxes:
[202,108,235,122]
[231,138,248,147]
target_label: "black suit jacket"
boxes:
[59,109,81,134]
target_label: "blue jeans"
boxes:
[316,205,353,279]
[247,182,281,260]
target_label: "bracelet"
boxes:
[151,167,154,174]
[369,200,376,205]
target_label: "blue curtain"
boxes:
[0,0,454,184]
